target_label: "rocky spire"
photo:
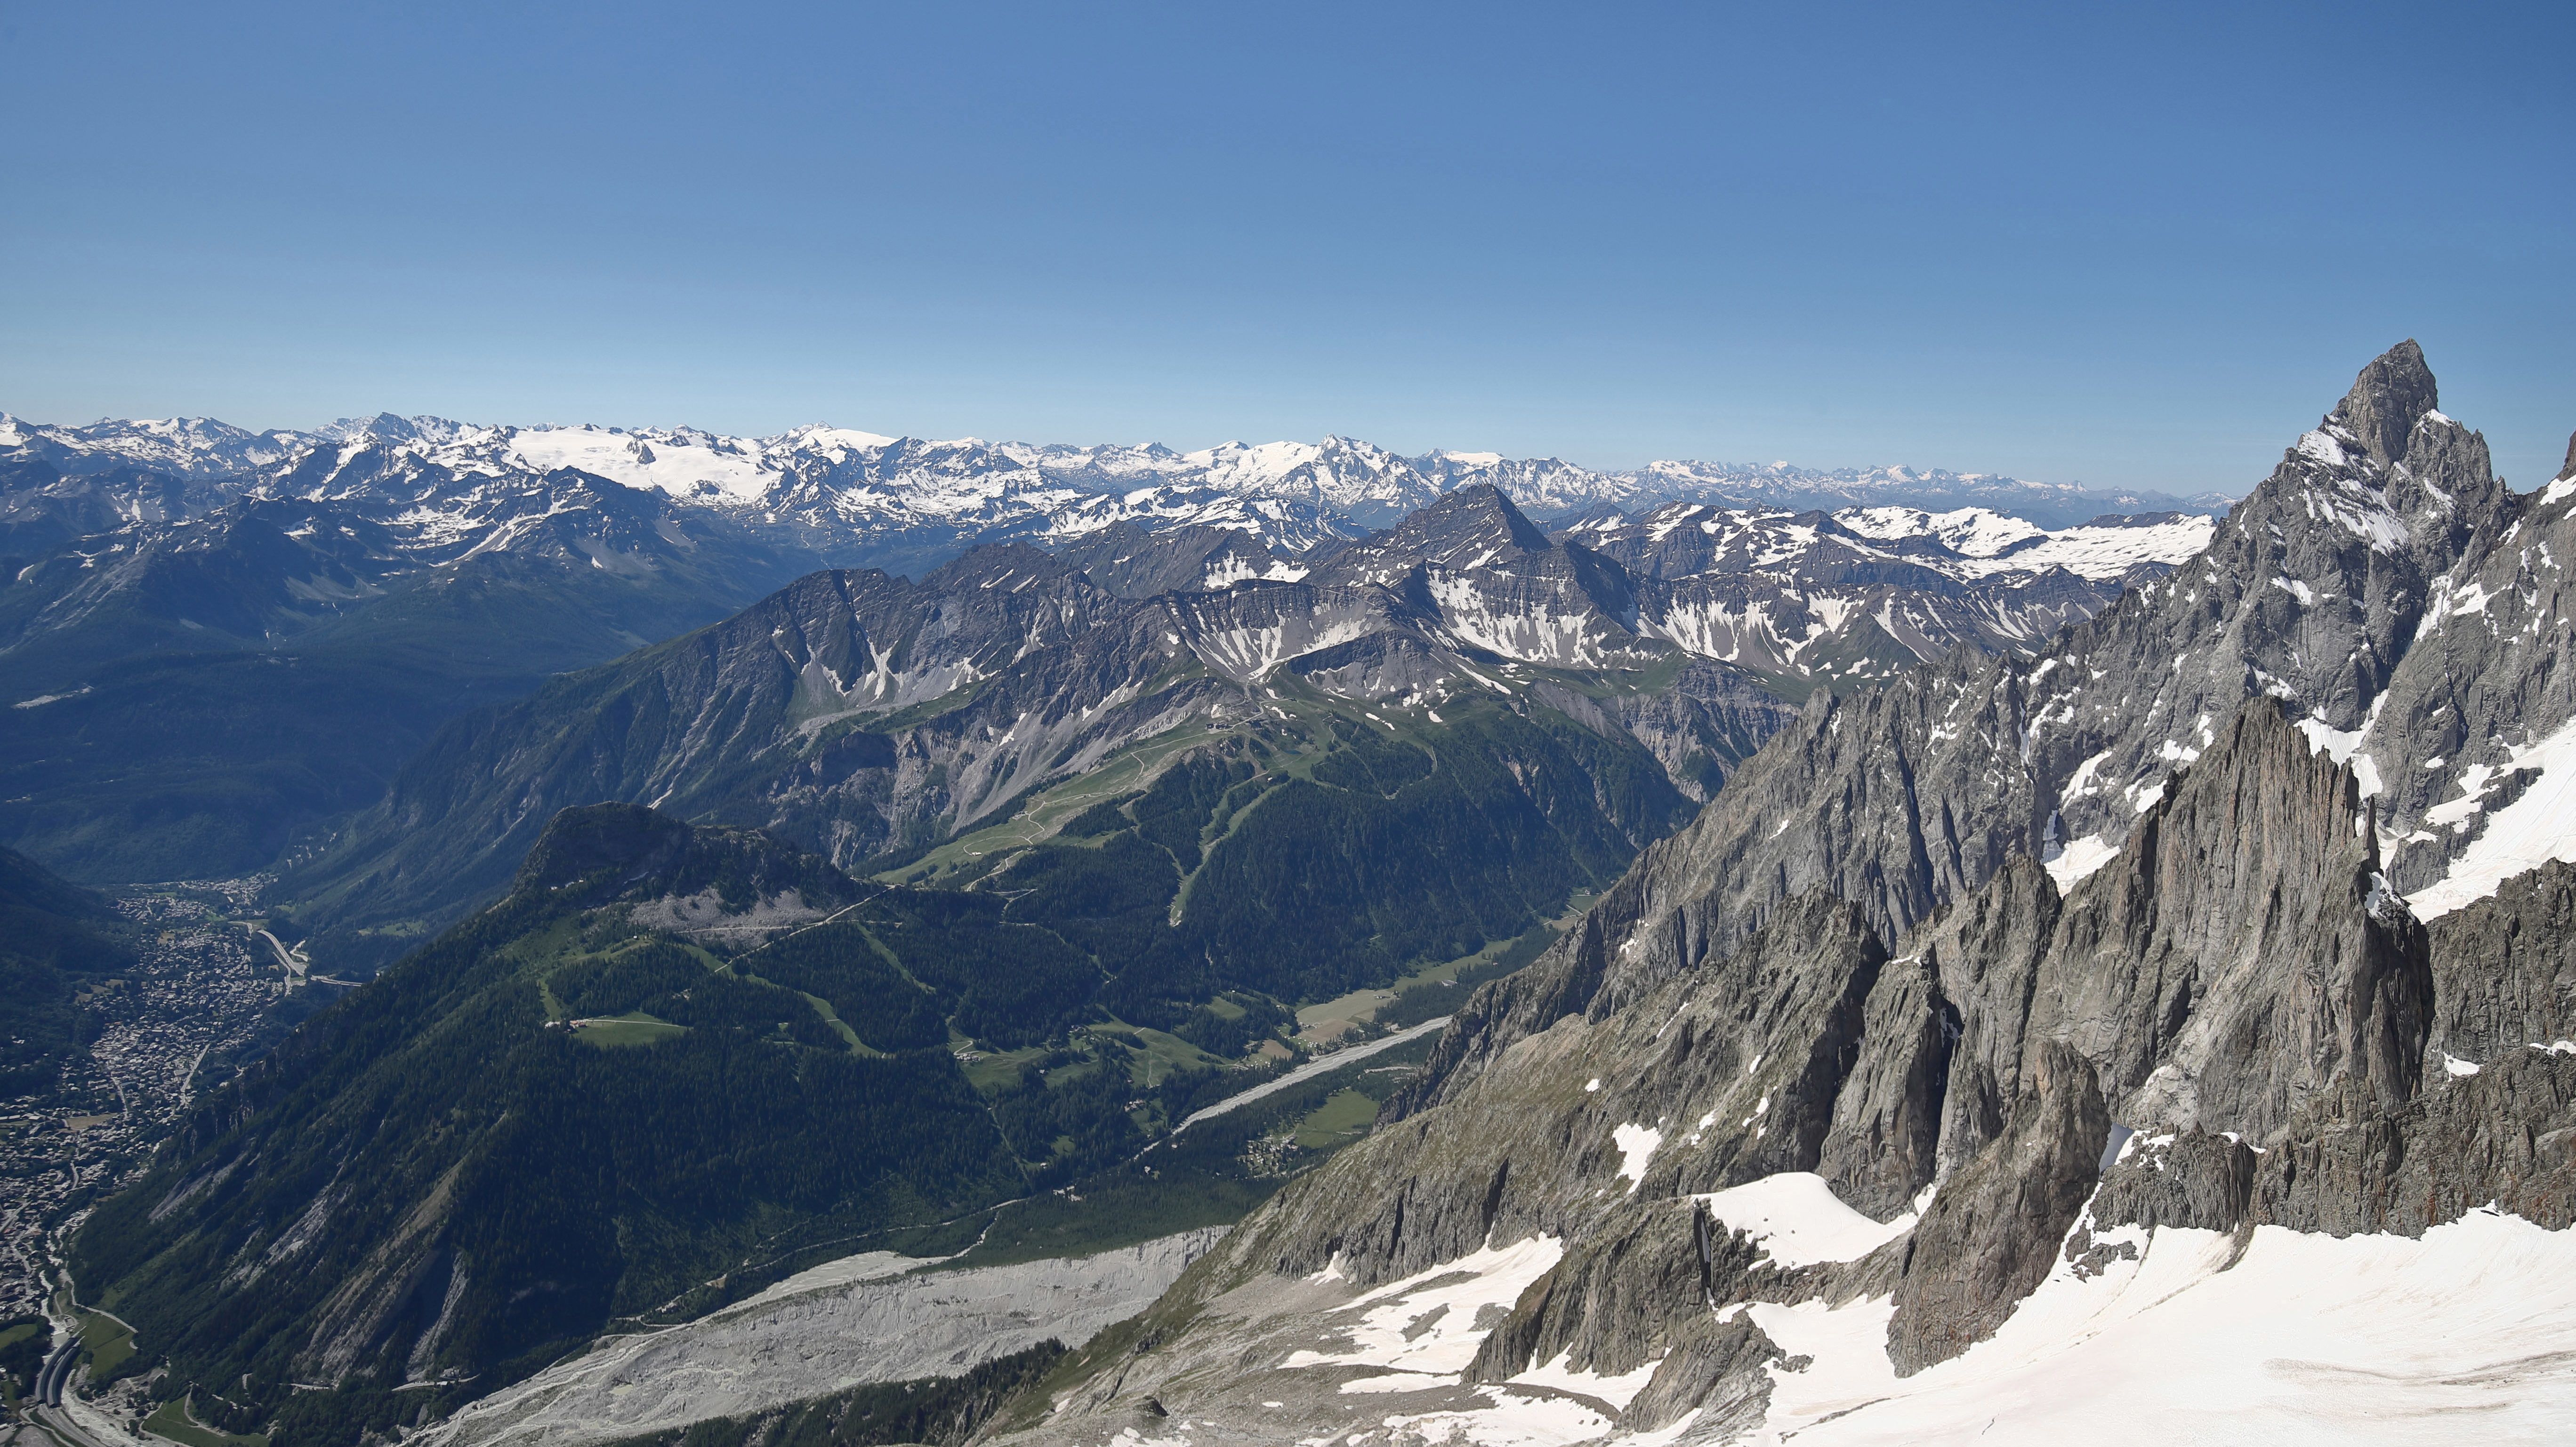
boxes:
[2325,339,2439,468]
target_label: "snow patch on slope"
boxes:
[1507,1351,1664,1411]
[2042,833,2121,891]
[1694,1173,1916,1269]
[2409,714,2576,919]
[1611,1124,1662,1194]
[1281,1234,1566,1381]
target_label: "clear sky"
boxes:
[3,1,2568,492]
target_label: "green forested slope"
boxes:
[71,809,1015,1432]
[70,747,1650,1444]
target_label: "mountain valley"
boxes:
[1,412,2207,892]
[11,345,2576,1447]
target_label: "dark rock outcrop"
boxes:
[1886,1041,2109,1375]
[1613,1309,1779,1437]
[1815,952,1957,1219]
[2089,1128,2260,1234]
[2427,859,2576,1064]
[2330,338,2440,468]
[1915,855,2064,1176]
[1462,1197,1725,1389]
[2253,1047,2576,1235]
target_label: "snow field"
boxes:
[1728,1205,2576,1446]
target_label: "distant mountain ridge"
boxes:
[1,402,2216,887]
[0,410,2230,547]
[277,480,2213,969]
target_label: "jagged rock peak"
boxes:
[1306,481,1568,587]
[2326,338,2439,468]
[1385,482,1554,554]
[2559,428,2576,482]
[2034,695,2433,1141]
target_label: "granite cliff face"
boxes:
[987,346,2576,1445]
[2426,858,2576,1063]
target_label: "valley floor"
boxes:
[419,1230,1226,1447]
[1,883,324,1320]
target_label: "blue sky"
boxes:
[3,1,2569,492]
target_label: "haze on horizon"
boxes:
[2,0,2568,493]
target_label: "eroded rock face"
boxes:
[2428,860,2576,1064]
[1885,1041,2109,1375]
[2015,698,2432,1142]
[1897,695,2433,1170]
[1915,854,2063,1176]
[1814,952,1956,1220]
[2254,1047,2576,1236]
[1611,1309,1778,1438]
[1462,1198,1718,1391]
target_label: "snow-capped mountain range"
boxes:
[0,410,2226,563]
[2,404,2221,699]
[0,406,2220,882]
